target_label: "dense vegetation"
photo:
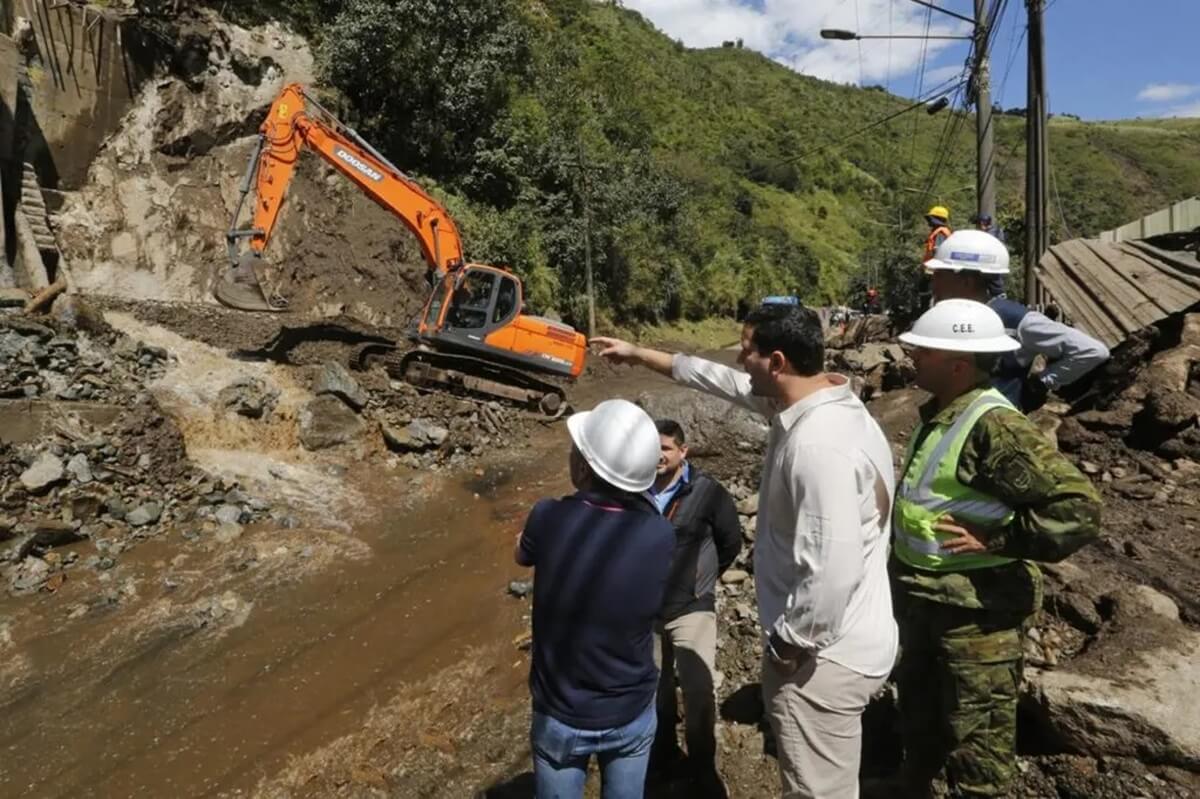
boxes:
[218,0,1200,327]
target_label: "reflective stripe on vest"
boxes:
[923,226,951,261]
[894,388,1018,571]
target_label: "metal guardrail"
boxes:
[1097,197,1200,242]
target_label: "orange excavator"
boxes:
[216,83,585,416]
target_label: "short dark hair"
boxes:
[743,304,824,376]
[655,418,685,445]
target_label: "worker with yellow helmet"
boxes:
[922,205,952,262]
[877,299,1101,799]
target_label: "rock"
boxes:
[66,494,104,523]
[721,569,750,585]
[1079,460,1101,476]
[126,502,163,527]
[105,495,128,520]
[214,504,244,526]
[19,453,65,493]
[833,343,907,374]
[299,396,364,450]
[1047,591,1103,635]
[1120,585,1180,621]
[736,493,759,515]
[217,376,280,419]
[66,453,93,484]
[409,418,449,447]
[507,579,533,598]
[9,556,50,592]
[314,361,368,411]
[381,418,449,453]
[1027,630,1200,770]
[636,388,768,458]
[137,343,169,362]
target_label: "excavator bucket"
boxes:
[213,253,288,312]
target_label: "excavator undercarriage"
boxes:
[352,344,567,418]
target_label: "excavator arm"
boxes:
[218,83,465,311]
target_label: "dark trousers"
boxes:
[894,594,1031,798]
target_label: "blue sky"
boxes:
[623,0,1200,120]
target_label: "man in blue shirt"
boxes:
[515,399,674,799]
[646,419,741,796]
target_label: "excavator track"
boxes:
[352,344,568,418]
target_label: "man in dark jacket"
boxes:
[648,419,742,788]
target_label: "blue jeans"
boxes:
[531,700,656,799]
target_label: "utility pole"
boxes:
[1024,0,1048,305]
[973,0,996,223]
[573,141,597,338]
[581,169,595,339]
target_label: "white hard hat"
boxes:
[899,299,1020,353]
[924,229,1010,274]
[566,399,660,493]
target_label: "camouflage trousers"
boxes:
[894,595,1030,798]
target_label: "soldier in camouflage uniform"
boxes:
[887,299,1100,799]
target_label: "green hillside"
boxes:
[217,0,1200,324]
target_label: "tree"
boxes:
[318,0,531,181]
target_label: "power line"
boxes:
[784,75,967,164]
[908,5,935,164]
[1048,155,1073,239]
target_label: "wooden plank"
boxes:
[1115,244,1200,308]
[1036,252,1125,346]
[1080,240,1197,316]
[1126,240,1200,277]
[1053,240,1160,331]
[1059,240,1165,328]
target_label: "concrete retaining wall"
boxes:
[15,0,153,189]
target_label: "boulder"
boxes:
[19,453,64,493]
[217,376,280,419]
[1025,586,1200,770]
[381,418,450,453]
[636,387,768,458]
[833,343,907,374]
[126,501,163,527]
[314,362,368,411]
[299,396,365,450]
[66,453,93,484]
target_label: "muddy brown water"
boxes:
[0,458,567,798]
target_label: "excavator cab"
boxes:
[415,265,584,381]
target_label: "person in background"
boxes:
[593,302,898,799]
[647,419,741,796]
[971,213,1007,298]
[515,399,674,799]
[926,229,1109,412]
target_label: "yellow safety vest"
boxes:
[894,388,1018,571]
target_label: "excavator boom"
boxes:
[218,83,464,311]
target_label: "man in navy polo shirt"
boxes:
[516,398,674,799]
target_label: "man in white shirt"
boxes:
[593,302,899,799]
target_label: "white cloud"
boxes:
[1163,100,1200,119]
[623,0,971,88]
[1136,82,1200,103]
